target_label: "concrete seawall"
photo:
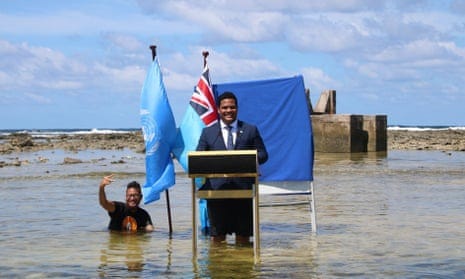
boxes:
[311,114,387,153]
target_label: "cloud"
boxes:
[0,40,87,90]
[0,7,196,37]
[138,1,376,45]
[24,92,52,104]
[450,0,465,14]
[102,33,145,52]
[3,0,465,127]
[157,46,283,87]
[167,4,287,42]
[286,15,369,52]
[93,63,146,91]
[137,0,386,14]
[301,67,339,94]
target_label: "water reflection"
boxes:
[315,151,387,165]
[98,232,147,277]
[196,243,255,278]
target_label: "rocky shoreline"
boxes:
[388,129,465,151]
[0,131,146,155]
[1,129,464,167]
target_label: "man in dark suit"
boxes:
[196,91,268,244]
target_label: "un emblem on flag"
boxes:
[140,112,161,156]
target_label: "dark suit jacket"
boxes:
[196,120,268,190]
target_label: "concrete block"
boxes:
[311,114,387,153]
[363,115,387,152]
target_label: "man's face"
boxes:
[125,188,141,209]
[218,98,237,125]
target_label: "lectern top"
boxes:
[187,150,258,177]
[188,150,257,156]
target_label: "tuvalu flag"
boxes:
[172,63,217,170]
[140,56,177,204]
[172,61,217,234]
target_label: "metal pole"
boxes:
[310,181,317,233]
[192,178,198,257]
[165,190,173,235]
[202,51,209,67]
[150,45,157,60]
[253,178,260,263]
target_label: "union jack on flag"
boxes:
[189,65,217,126]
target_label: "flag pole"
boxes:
[202,51,209,67]
[149,44,174,235]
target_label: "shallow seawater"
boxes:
[1,149,465,278]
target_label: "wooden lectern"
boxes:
[188,150,260,261]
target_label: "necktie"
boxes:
[227,125,234,150]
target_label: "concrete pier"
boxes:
[311,114,387,153]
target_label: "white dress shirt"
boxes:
[220,120,237,147]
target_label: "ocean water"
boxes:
[1,143,465,278]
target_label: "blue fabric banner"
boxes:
[213,75,314,181]
[140,57,177,204]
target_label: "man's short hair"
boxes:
[127,181,142,194]
[217,91,238,106]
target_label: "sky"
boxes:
[1,0,465,129]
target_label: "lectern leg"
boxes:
[253,181,260,263]
[192,179,197,258]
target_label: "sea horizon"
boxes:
[1,124,465,137]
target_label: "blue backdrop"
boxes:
[213,75,314,181]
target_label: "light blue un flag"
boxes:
[140,57,177,204]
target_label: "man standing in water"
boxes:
[99,174,154,232]
[196,91,268,244]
